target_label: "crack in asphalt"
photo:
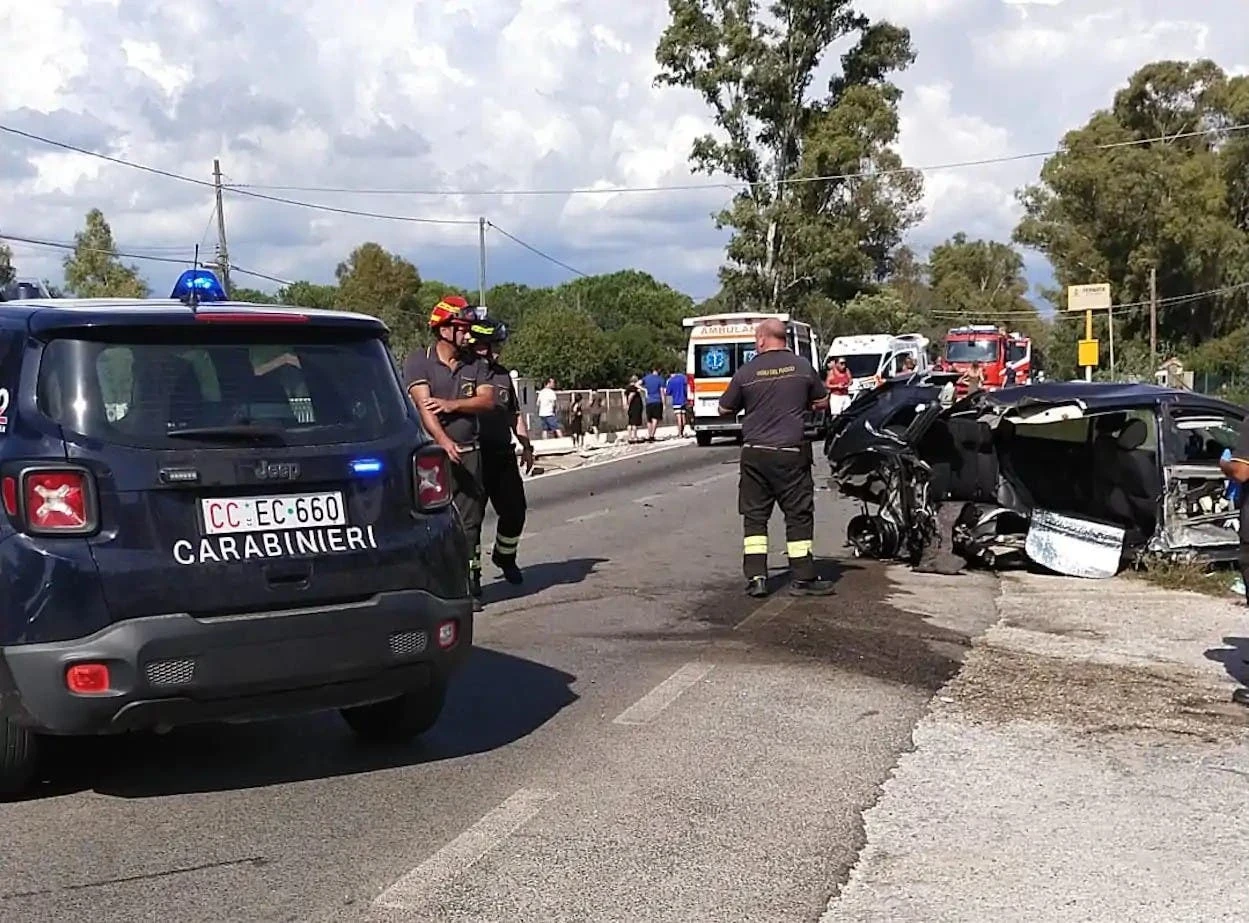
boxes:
[0,855,270,900]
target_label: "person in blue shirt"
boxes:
[665,370,689,438]
[641,367,665,441]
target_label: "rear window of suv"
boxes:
[37,328,409,447]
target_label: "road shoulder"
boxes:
[822,571,1249,923]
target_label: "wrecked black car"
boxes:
[824,373,1244,578]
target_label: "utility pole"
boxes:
[478,217,487,307]
[212,159,230,291]
[1149,266,1158,366]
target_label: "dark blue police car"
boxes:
[0,270,473,795]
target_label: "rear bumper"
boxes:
[0,589,473,735]
[691,417,741,433]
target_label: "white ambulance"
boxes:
[826,333,930,397]
[682,312,821,447]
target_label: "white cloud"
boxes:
[0,0,1244,299]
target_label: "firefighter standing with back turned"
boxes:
[719,318,834,598]
[467,317,534,584]
[404,296,496,612]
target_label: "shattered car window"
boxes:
[1171,413,1239,463]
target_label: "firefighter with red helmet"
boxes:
[403,295,496,610]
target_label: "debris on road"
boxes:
[825,375,1245,578]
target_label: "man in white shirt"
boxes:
[536,378,562,438]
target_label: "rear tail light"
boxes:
[66,662,110,694]
[413,445,452,512]
[6,466,99,535]
[685,373,694,403]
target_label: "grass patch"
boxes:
[1130,558,1242,597]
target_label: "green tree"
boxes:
[927,233,1043,338]
[1014,59,1249,373]
[62,209,149,298]
[229,286,277,303]
[655,0,923,314]
[0,242,13,287]
[483,282,558,327]
[813,289,929,343]
[277,281,338,310]
[334,243,423,357]
[556,270,693,373]
[505,304,624,388]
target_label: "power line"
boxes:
[0,233,287,286]
[486,221,588,277]
[222,123,1249,197]
[230,265,293,287]
[0,124,477,226]
[928,280,1249,321]
[7,119,1246,203]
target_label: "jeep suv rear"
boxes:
[0,293,473,795]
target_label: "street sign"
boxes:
[1067,283,1111,312]
[1077,338,1099,368]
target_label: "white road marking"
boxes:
[373,787,557,911]
[567,508,611,523]
[613,662,715,726]
[633,493,664,505]
[735,596,793,631]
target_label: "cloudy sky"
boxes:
[0,0,1244,304]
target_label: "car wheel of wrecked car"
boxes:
[340,682,448,744]
[0,718,39,798]
[847,513,901,559]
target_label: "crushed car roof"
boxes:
[981,381,1240,415]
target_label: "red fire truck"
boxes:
[943,325,1032,391]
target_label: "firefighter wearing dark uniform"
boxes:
[719,318,833,598]
[466,318,534,585]
[403,296,495,611]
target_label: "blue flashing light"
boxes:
[171,269,227,303]
[350,457,384,475]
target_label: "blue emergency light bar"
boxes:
[171,269,227,303]
[350,457,383,475]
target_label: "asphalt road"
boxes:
[0,441,992,923]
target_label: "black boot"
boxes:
[745,575,768,598]
[492,549,524,585]
[789,578,834,597]
[470,569,483,612]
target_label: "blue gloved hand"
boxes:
[1222,448,1241,504]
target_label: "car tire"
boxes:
[340,682,448,744]
[0,718,38,798]
[695,432,712,447]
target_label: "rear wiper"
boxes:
[166,424,287,443]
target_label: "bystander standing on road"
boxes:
[569,392,584,448]
[641,366,665,442]
[665,369,689,438]
[537,377,562,439]
[626,376,644,442]
[588,390,604,442]
[826,356,852,415]
[959,360,985,393]
[719,318,833,599]
[1217,425,1249,706]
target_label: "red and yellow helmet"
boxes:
[428,294,476,329]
